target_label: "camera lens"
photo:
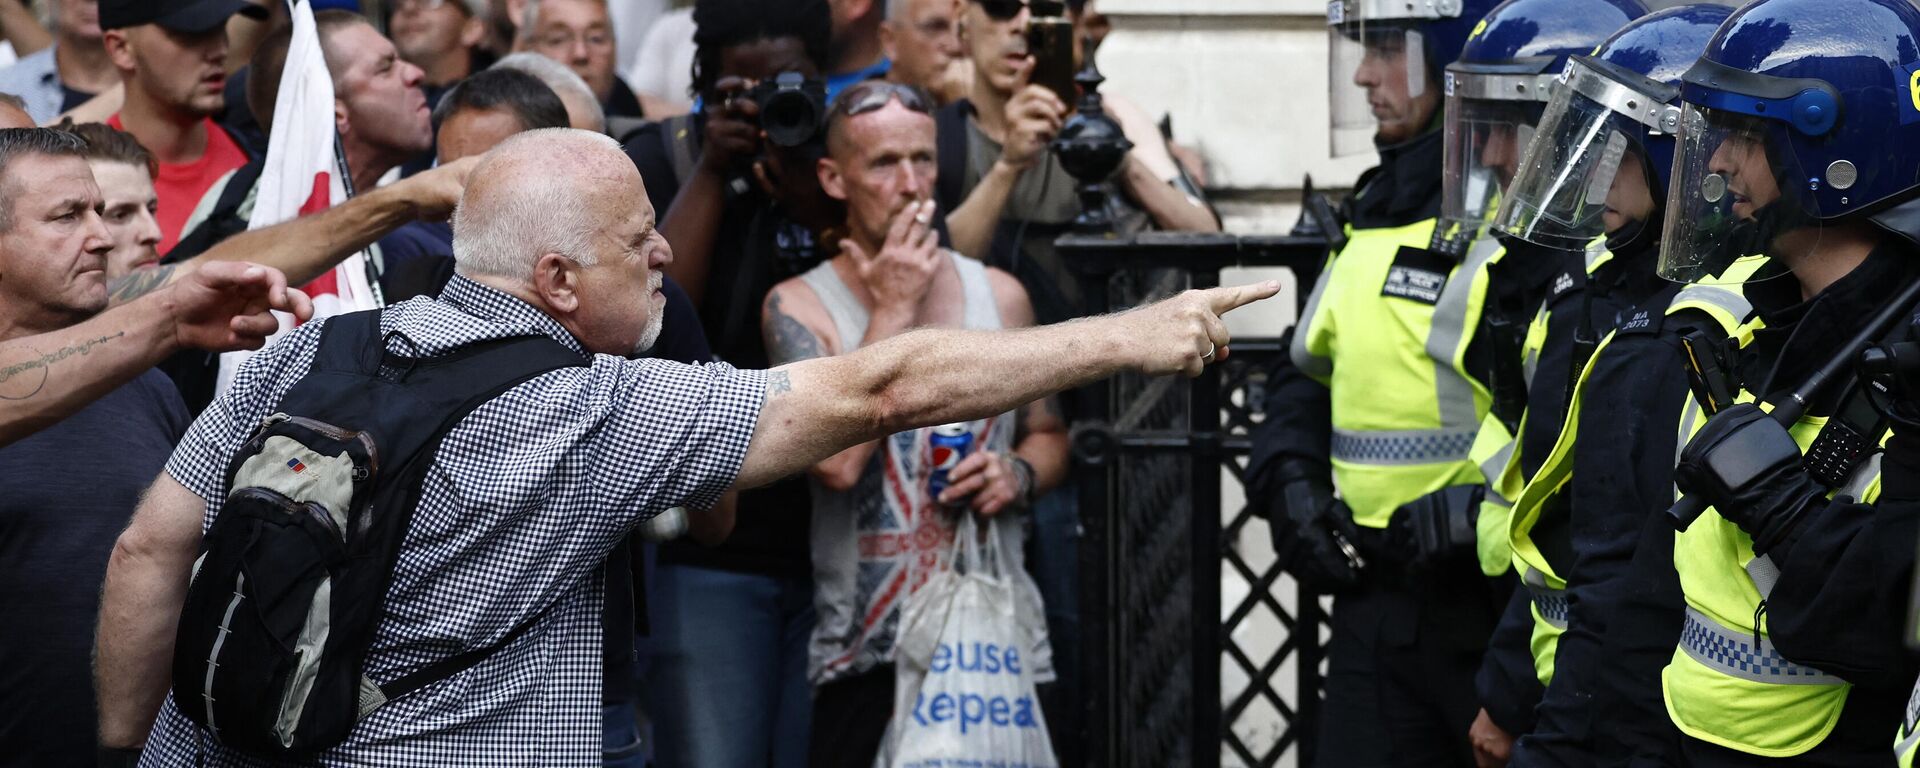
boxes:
[754,72,828,149]
[763,91,823,148]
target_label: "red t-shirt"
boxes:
[108,115,249,256]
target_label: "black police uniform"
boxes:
[1251,126,1545,768]
[1673,244,1920,767]
[1475,233,1673,755]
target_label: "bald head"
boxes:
[454,127,637,279]
[453,128,669,356]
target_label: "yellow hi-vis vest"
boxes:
[1662,326,1887,757]
[1292,219,1502,529]
[1503,279,1753,685]
[1472,242,1612,577]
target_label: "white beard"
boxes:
[631,273,665,356]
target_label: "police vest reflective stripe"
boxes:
[1292,219,1500,528]
[1505,277,1752,686]
[1664,302,1887,757]
[1894,674,1920,767]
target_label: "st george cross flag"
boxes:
[217,0,381,392]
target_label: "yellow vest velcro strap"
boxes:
[1679,607,1845,686]
[1330,428,1479,465]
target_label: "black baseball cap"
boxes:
[100,0,269,33]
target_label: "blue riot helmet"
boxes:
[1660,0,1920,284]
[1495,4,1732,251]
[1326,0,1500,157]
[1438,0,1648,249]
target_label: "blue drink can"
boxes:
[928,423,975,503]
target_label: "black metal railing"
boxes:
[1061,232,1330,768]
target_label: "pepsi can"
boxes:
[928,423,975,503]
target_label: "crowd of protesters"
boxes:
[0,0,1227,765]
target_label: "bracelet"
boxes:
[1009,455,1036,509]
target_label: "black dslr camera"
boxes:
[747,72,829,148]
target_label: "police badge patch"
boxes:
[1380,246,1450,305]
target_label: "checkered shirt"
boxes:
[140,275,766,767]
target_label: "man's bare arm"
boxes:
[734,281,1281,490]
[0,0,50,58]
[106,158,476,304]
[0,262,309,448]
[95,474,208,748]
[0,307,171,446]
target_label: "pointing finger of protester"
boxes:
[1206,280,1283,316]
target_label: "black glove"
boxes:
[1265,461,1366,594]
[1388,484,1484,576]
[1674,402,1827,555]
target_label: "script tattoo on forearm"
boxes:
[0,331,126,400]
[108,264,177,303]
[765,292,826,365]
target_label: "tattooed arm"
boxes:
[759,281,915,491]
[0,262,309,447]
[105,158,477,305]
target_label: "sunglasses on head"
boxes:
[832,81,935,120]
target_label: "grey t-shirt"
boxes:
[0,370,187,766]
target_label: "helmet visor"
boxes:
[1496,59,1674,250]
[1441,81,1537,243]
[1658,104,1795,284]
[1329,21,1430,157]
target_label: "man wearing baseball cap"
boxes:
[99,0,265,256]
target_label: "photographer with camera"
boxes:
[618,2,844,766]
[936,0,1216,328]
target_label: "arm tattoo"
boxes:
[108,264,177,304]
[765,371,793,403]
[0,331,126,400]
[765,292,827,365]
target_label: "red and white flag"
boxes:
[218,0,380,391]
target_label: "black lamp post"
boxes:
[1051,38,1133,233]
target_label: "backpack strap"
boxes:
[934,99,973,216]
[283,311,592,717]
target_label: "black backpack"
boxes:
[171,310,587,757]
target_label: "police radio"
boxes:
[1668,276,1920,531]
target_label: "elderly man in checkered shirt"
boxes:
[93,127,1280,765]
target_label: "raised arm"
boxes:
[105,158,475,305]
[733,281,1280,490]
[95,473,206,750]
[0,262,310,448]
[946,77,1065,259]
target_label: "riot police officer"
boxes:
[1655,0,1920,763]
[1466,6,1737,765]
[1249,0,1645,763]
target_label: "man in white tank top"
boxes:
[759,80,1070,768]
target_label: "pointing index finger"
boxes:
[1206,280,1283,315]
